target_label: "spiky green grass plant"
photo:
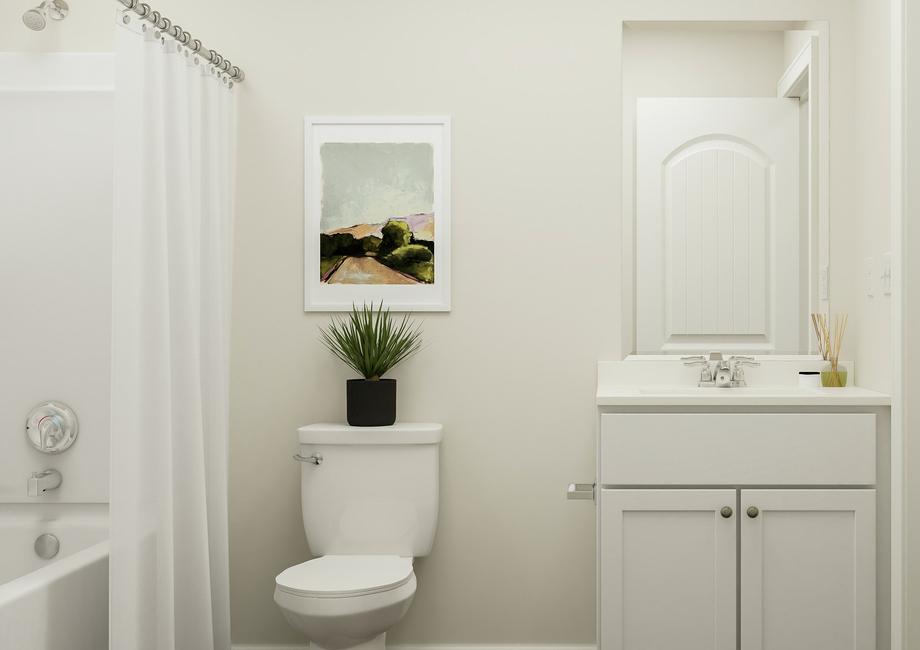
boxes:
[320,302,423,380]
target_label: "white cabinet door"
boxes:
[600,489,736,650]
[740,489,876,650]
[636,97,800,354]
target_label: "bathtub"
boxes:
[0,504,108,650]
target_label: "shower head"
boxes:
[21,0,69,31]
[21,7,45,31]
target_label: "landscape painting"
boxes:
[304,116,451,311]
[320,143,435,285]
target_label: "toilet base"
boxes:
[310,632,386,650]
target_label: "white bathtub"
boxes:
[0,504,108,650]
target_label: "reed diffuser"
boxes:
[810,312,849,387]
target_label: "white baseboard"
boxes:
[233,643,597,650]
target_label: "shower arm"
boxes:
[115,0,245,83]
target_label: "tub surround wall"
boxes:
[0,54,113,503]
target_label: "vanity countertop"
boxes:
[596,385,891,407]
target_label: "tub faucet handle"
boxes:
[27,468,62,497]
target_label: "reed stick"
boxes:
[810,312,848,386]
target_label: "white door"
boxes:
[636,98,800,353]
[740,489,876,650]
[600,489,736,650]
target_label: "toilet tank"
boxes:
[297,422,441,557]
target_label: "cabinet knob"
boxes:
[747,506,760,518]
[720,506,733,518]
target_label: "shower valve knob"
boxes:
[26,401,78,454]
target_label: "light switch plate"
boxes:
[881,251,892,295]
[864,257,875,297]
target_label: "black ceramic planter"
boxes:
[346,378,397,427]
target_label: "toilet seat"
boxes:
[275,555,414,599]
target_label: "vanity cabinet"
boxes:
[598,413,877,650]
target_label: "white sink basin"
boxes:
[636,386,817,396]
[596,384,890,406]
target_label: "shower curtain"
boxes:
[110,14,236,650]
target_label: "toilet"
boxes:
[274,422,442,650]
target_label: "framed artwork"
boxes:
[304,116,451,311]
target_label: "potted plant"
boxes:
[320,302,423,426]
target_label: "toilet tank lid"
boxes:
[298,422,442,445]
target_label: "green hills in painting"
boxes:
[320,212,434,285]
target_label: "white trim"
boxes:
[777,35,824,333]
[890,0,907,648]
[777,39,813,99]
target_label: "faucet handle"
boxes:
[730,355,760,366]
[681,355,707,366]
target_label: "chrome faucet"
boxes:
[682,351,722,386]
[683,352,760,387]
[27,469,62,497]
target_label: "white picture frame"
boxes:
[304,116,451,311]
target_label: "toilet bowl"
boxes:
[275,555,416,650]
[275,422,441,649]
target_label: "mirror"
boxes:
[624,22,826,355]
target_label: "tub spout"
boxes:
[27,469,62,497]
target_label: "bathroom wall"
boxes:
[0,53,113,503]
[845,0,894,394]
[144,0,862,646]
[0,0,890,646]
[209,1,863,645]
[899,1,920,648]
[784,29,819,67]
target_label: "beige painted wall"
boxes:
[901,0,919,647]
[217,2,861,644]
[784,29,818,67]
[848,0,893,393]
[3,0,899,646]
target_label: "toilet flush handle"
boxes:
[293,452,323,466]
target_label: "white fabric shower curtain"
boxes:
[110,14,236,650]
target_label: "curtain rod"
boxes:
[115,0,245,82]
